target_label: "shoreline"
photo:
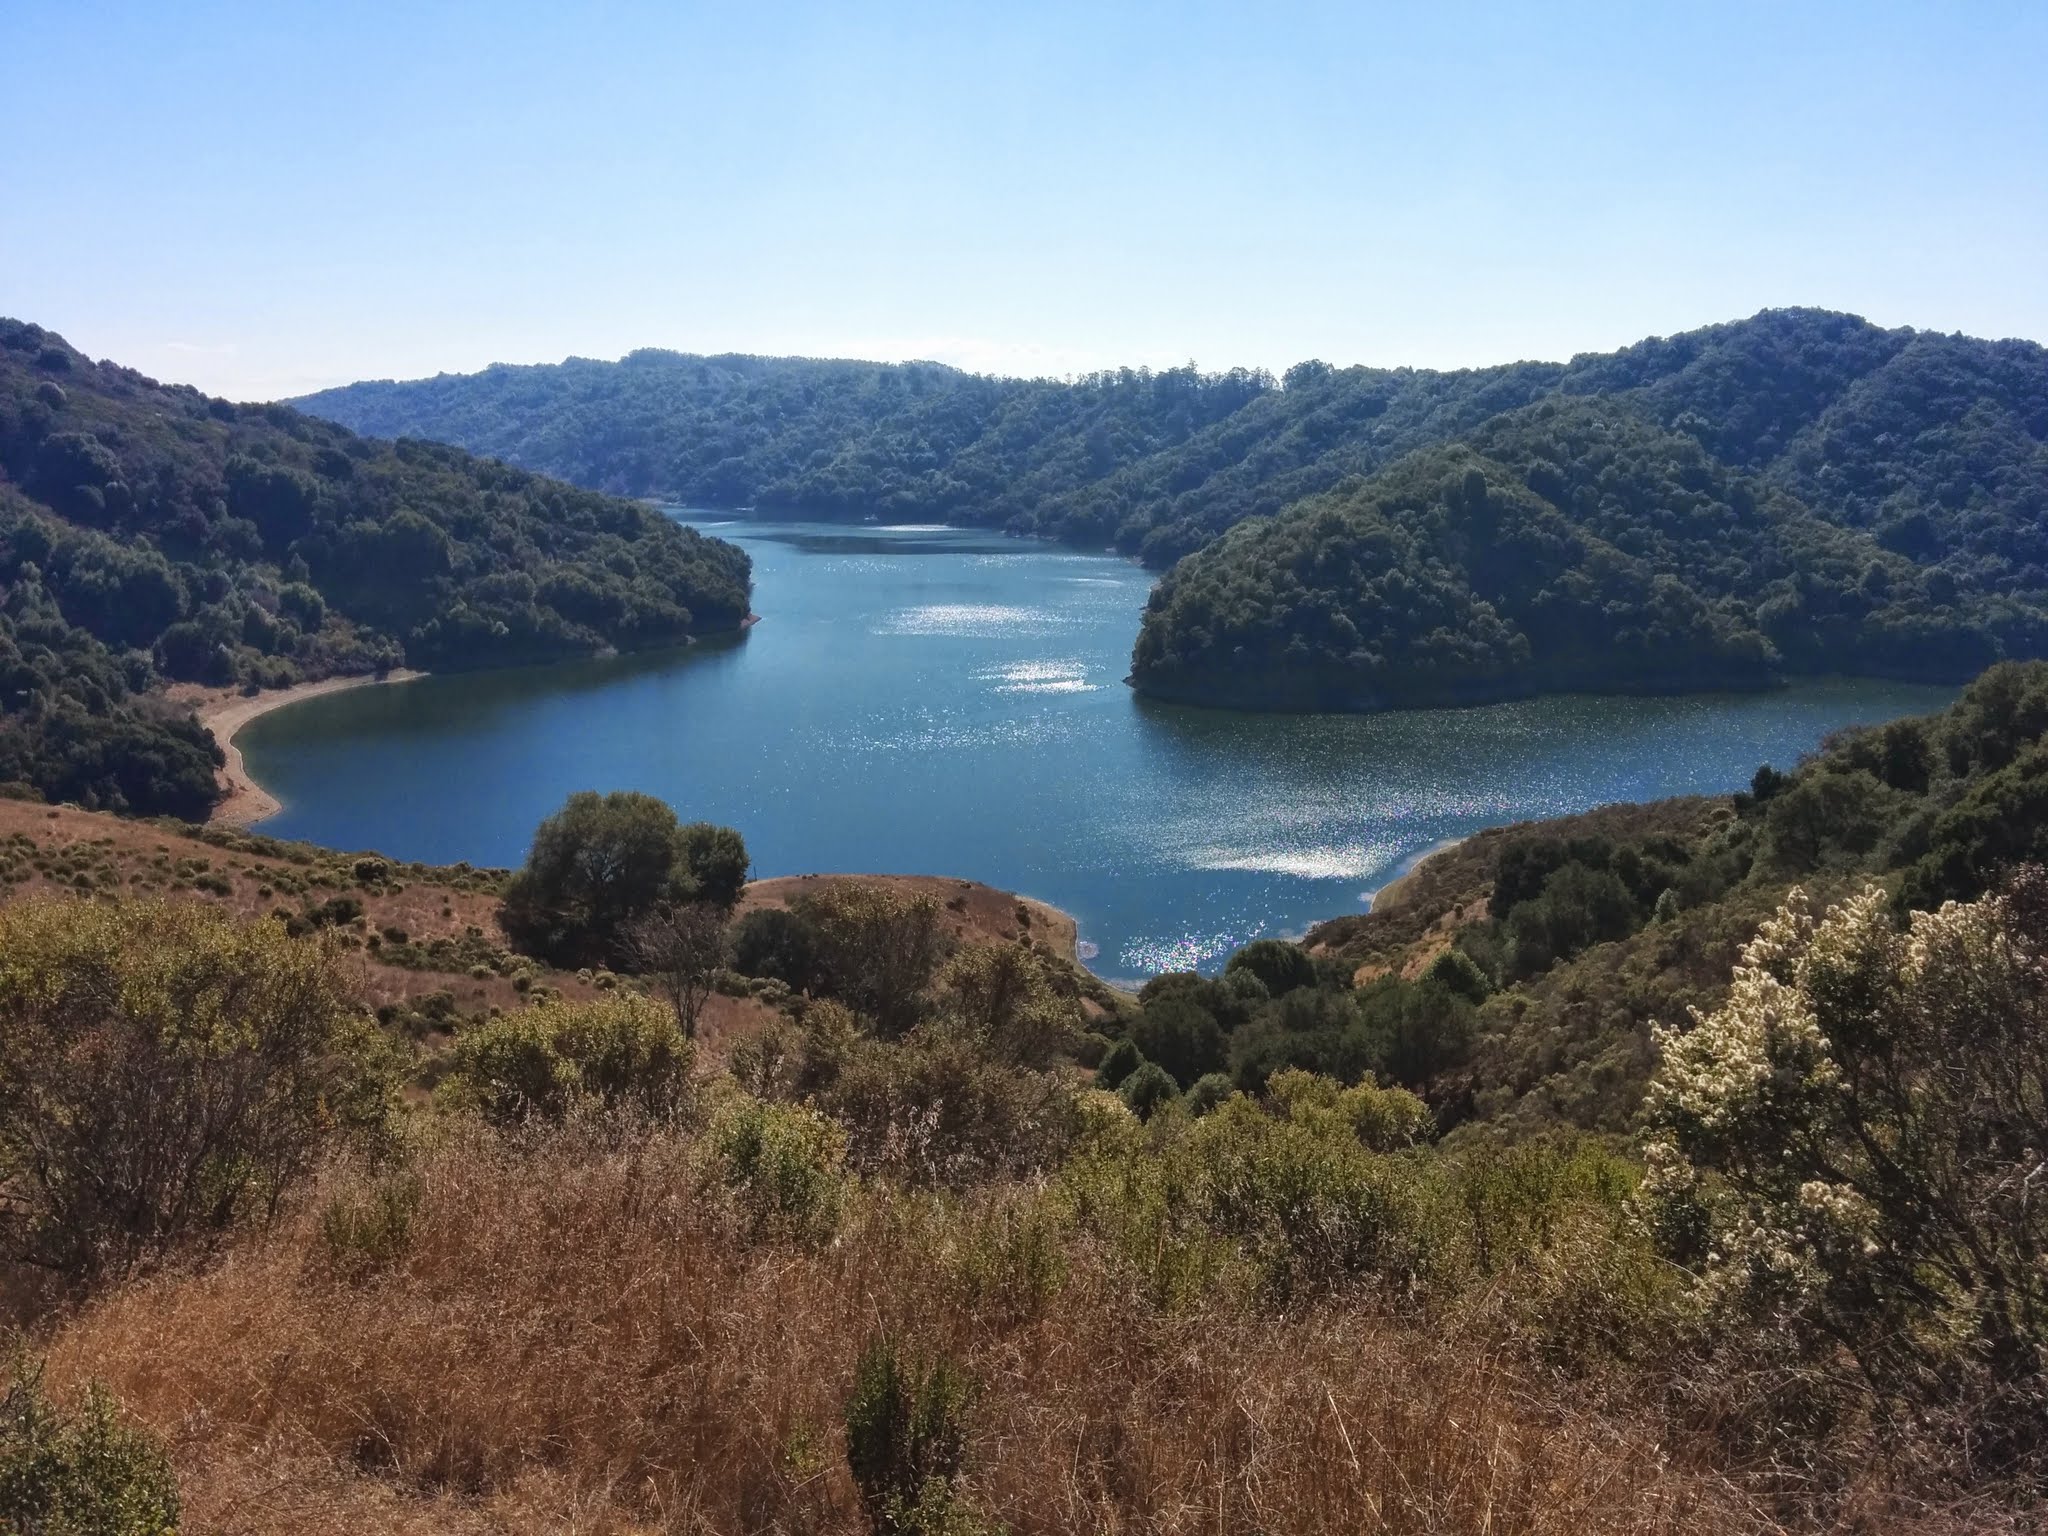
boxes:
[1363,836,1469,915]
[175,670,427,827]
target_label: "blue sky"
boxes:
[4,1,2044,399]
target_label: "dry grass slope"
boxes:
[46,1128,1771,1536]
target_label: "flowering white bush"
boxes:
[1643,873,2048,1445]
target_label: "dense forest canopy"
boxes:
[297,307,2048,570]
[0,320,752,816]
[1129,400,2041,707]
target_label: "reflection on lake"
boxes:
[242,516,1956,980]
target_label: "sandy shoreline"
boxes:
[174,671,426,826]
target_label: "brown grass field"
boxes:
[38,1126,1792,1536]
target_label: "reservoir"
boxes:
[241,516,1955,981]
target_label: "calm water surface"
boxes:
[243,517,1956,981]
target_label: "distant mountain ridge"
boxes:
[295,308,2048,572]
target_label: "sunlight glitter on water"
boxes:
[878,603,1061,636]
[977,659,1098,694]
[1119,927,1269,976]
[1188,838,1408,881]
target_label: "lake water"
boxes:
[242,516,1955,982]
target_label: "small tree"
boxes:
[501,791,750,966]
[1095,1037,1142,1091]
[630,901,729,1039]
[1225,938,1317,997]
[1118,1061,1180,1119]
[1644,873,2048,1456]
[501,790,685,964]
[0,896,389,1280]
[676,821,751,908]
[729,905,821,989]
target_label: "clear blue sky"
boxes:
[4,1,2044,400]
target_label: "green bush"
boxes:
[1225,938,1318,997]
[1419,945,1491,1002]
[706,1094,847,1241]
[729,905,820,989]
[1094,1037,1142,1090]
[845,1336,976,1536]
[1129,993,1226,1087]
[809,1023,1080,1185]
[0,1360,179,1536]
[0,896,392,1280]
[443,993,692,1124]
[1645,876,2048,1457]
[1184,1072,1235,1116]
[1117,1061,1180,1119]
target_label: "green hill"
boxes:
[0,320,752,817]
[1128,400,2033,708]
[295,307,2048,572]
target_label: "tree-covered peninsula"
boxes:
[0,320,752,817]
[1128,401,2038,709]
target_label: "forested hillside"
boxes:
[1129,401,2038,708]
[0,320,752,817]
[298,307,2048,569]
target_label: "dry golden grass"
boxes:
[29,1125,1798,1536]
[0,803,1088,1056]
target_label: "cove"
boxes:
[240,515,1957,982]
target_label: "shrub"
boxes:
[811,1024,1080,1184]
[1225,937,1317,996]
[1184,1072,1235,1116]
[1095,1037,1142,1090]
[1644,873,2048,1460]
[845,1335,975,1536]
[0,1359,180,1536]
[443,993,693,1124]
[1352,977,1477,1088]
[729,905,821,989]
[795,884,946,1036]
[1419,945,1491,1002]
[1264,1068,1429,1151]
[706,1095,846,1241]
[1118,1061,1180,1119]
[307,892,364,927]
[0,896,390,1279]
[1129,992,1226,1087]
[934,941,1078,1068]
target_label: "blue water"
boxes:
[241,516,1955,981]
